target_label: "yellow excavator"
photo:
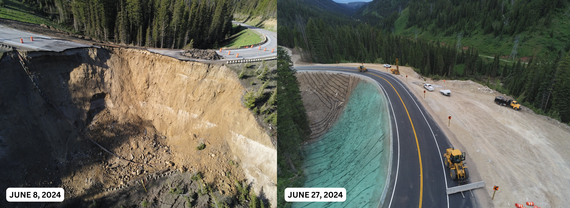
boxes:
[391,58,400,75]
[358,65,367,72]
[443,148,469,182]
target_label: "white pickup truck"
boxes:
[440,90,451,96]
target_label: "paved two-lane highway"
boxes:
[296,65,478,208]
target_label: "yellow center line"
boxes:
[301,67,423,208]
[367,71,423,208]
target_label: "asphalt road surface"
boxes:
[216,21,277,60]
[1,21,275,63]
[0,24,93,52]
[296,65,478,208]
[149,21,276,63]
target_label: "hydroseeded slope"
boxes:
[294,80,390,208]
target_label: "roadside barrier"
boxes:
[226,56,277,64]
[515,203,523,208]
[526,202,534,206]
[0,43,14,51]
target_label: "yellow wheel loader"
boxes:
[443,148,469,182]
[358,65,367,72]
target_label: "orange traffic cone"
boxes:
[259,46,261,50]
[30,36,34,41]
[20,38,23,43]
[236,53,239,58]
[228,51,231,55]
[264,48,266,51]
[220,48,222,52]
[271,48,274,53]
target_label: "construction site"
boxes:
[292,54,570,207]
[0,47,276,207]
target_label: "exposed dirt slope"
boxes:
[321,62,570,208]
[0,47,276,207]
[296,72,360,141]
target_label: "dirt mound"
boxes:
[296,72,360,140]
[182,49,223,60]
[0,47,275,207]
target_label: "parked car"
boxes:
[424,83,434,91]
[383,64,391,68]
[440,89,451,96]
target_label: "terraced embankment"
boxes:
[295,72,391,208]
[296,72,359,140]
[0,47,276,207]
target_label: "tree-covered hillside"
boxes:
[3,0,271,49]
[358,0,570,59]
[234,0,276,18]
[278,0,570,123]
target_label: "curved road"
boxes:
[295,65,478,208]
[215,21,277,60]
[1,21,275,63]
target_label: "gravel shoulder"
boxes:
[323,63,570,208]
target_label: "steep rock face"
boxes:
[0,47,276,206]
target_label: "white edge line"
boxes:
[382,73,450,208]
[296,69,400,208]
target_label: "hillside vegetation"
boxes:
[234,0,276,18]
[358,0,570,59]
[276,47,311,208]
[279,0,570,123]
[0,0,275,49]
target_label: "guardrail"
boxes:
[0,43,15,51]
[226,56,277,64]
[446,181,485,195]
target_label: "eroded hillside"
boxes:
[0,47,276,207]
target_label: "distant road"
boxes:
[149,21,277,63]
[295,65,478,208]
[216,21,277,60]
[1,21,276,63]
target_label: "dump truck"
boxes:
[391,58,400,75]
[494,96,520,111]
[358,65,367,72]
[443,148,469,182]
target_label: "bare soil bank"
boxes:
[296,72,360,141]
[0,47,276,207]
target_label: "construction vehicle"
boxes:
[391,58,400,75]
[358,65,367,72]
[443,148,469,182]
[494,96,521,111]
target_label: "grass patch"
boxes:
[219,25,263,48]
[196,143,206,150]
[141,200,149,208]
[0,0,71,32]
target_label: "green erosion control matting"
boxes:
[294,80,390,208]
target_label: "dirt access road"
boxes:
[290,54,570,207]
